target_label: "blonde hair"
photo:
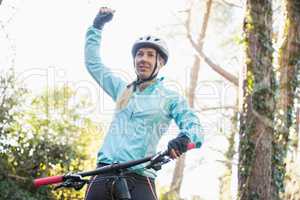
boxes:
[115,85,134,111]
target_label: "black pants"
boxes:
[84,164,158,200]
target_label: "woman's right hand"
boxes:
[93,7,115,29]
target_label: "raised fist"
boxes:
[93,7,115,29]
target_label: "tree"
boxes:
[0,69,50,200]
[163,1,213,199]
[161,0,243,198]
[219,112,238,200]
[238,0,275,199]
[0,69,26,151]
[272,0,300,199]
[0,71,102,200]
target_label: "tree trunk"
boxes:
[220,110,238,200]
[272,0,300,199]
[164,0,213,199]
[238,0,274,200]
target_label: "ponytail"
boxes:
[115,85,134,111]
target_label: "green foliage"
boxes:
[0,69,27,152]
[239,118,255,178]
[0,69,102,199]
[160,189,181,200]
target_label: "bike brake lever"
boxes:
[73,181,88,191]
[64,174,83,181]
[53,174,89,191]
[146,151,171,171]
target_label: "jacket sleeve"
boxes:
[168,95,204,148]
[85,26,127,101]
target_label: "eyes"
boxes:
[136,50,155,58]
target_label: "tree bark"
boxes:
[272,0,300,199]
[238,0,274,200]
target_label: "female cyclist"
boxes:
[84,7,204,200]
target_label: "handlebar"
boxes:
[34,175,64,188]
[34,143,196,189]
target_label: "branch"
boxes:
[7,174,27,181]
[184,5,194,44]
[185,21,238,86]
[186,1,201,107]
[198,50,239,86]
[215,0,243,8]
[216,159,238,166]
[187,34,238,86]
[220,112,235,119]
[195,105,237,112]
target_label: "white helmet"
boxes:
[131,35,169,64]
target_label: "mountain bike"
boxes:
[34,143,196,200]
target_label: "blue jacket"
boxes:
[85,26,204,178]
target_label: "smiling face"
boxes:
[134,47,164,80]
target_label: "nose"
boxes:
[138,54,147,61]
[136,56,149,66]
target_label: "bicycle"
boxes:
[34,143,195,200]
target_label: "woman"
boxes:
[84,7,204,200]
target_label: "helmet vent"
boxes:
[132,35,169,64]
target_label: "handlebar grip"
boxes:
[187,143,196,150]
[34,175,64,188]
